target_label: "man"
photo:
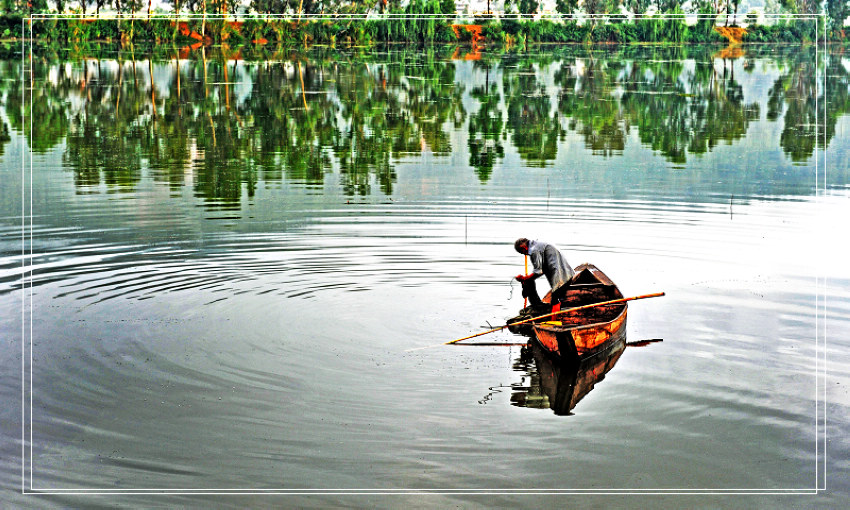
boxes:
[514,238,574,311]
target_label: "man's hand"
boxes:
[516,274,530,282]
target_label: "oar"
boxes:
[626,338,664,348]
[450,342,529,347]
[405,292,665,352]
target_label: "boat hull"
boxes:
[533,308,627,360]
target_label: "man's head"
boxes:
[514,238,530,255]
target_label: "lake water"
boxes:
[1,43,849,507]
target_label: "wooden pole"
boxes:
[405,292,665,352]
[451,342,529,347]
[298,60,309,111]
[523,255,528,308]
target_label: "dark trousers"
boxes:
[521,281,569,309]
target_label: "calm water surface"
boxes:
[1,43,849,507]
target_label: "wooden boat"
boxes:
[509,263,627,361]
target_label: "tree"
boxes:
[691,0,726,26]
[658,0,680,12]
[624,0,651,18]
[583,0,622,25]
[827,0,849,36]
[725,0,741,25]
[556,0,579,17]
[519,0,539,16]
[779,0,819,14]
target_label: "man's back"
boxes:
[528,240,574,292]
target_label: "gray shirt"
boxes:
[528,240,574,292]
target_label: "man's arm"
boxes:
[515,272,542,282]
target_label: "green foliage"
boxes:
[742,20,817,43]
[590,24,623,43]
[625,0,652,17]
[523,20,558,41]
[556,0,579,15]
[1,4,845,46]
[481,22,504,41]
[63,19,121,42]
[633,16,662,42]
[363,0,456,45]
[689,6,725,43]
[508,20,588,43]
[129,19,176,42]
[558,21,589,42]
[519,0,539,14]
[501,18,522,36]
[827,0,850,38]
[5,44,847,193]
[661,6,689,44]
[0,14,24,39]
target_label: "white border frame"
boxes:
[18,11,828,497]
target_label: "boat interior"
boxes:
[540,265,626,329]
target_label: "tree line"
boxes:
[0,0,839,20]
[0,0,850,31]
[0,0,847,43]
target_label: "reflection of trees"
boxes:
[551,46,763,165]
[557,56,627,158]
[244,58,335,189]
[687,58,760,156]
[4,59,70,155]
[0,61,13,157]
[768,62,818,163]
[823,52,850,160]
[332,62,400,196]
[468,60,505,182]
[2,48,468,203]
[0,117,9,157]
[619,51,759,164]
[767,47,849,165]
[64,58,144,191]
[144,56,193,193]
[503,56,564,167]
[2,44,848,202]
[331,49,466,195]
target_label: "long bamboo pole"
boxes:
[523,255,528,308]
[405,292,665,352]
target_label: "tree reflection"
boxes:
[63,58,143,191]
[767,46,848,164]
[468,59,505,182]
[4,58,70,155]
[557,55,627,158]
[1,44,844,204]
[619,49,760,165]
[503,55,564,167]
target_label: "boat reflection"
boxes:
[511,337,626,416]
